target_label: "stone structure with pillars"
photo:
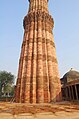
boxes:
[15,0,61,103]
[61,69,79,101]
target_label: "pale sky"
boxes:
[0,0,79,78]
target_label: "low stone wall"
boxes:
[0,97,14,102]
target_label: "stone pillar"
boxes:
[36,14,44,103]
[30,14,37,103]
[68,86,71,100]
[42,14,50,103]
[37,16,44,103]
[16,33,27,103]
[71,86,74,100]
[16,0,61,103]
[24,19,34,103]
[65,87,68,100]
[75,85,78,100]
[21,32,29,103]
[45,17,53,102]
[45,15,61,102]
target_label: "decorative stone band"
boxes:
[19,54,57,64]
[21,38,55,48]
[23,11,54,29]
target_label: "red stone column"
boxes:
[50,32,61,101]
[16,33,26,103]
[20,31,29,103]
[45,17,61,102]
[16,0,62,103]
[30,15,37,103]
[24,20,34,103]
[37,15,44,103]
[42,15,50,103]
[45,28,54,102]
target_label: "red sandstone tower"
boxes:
[16,0,61,103]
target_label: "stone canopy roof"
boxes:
[63,69,79,79]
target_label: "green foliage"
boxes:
[0,71,15,97]
[0,71,15,84]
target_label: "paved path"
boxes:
[0,102,79,119]
[0,112,79,119]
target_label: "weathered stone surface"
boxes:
[15,0,61,103]
[1,103,79,119]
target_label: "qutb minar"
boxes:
[16,0,61,103]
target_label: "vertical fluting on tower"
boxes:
[36,12,44,103]
[30,13,37,103]
[15,0,61,103]
[42,13,50,103]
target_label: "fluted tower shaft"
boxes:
[15,0,61,103]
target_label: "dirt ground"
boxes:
[0,101,79,119]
